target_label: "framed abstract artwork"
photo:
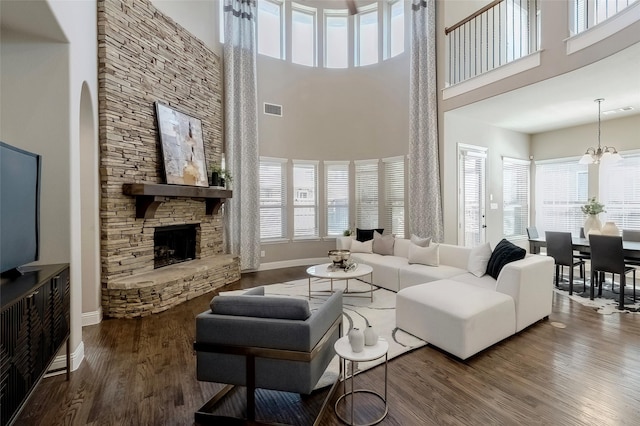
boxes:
[155,102,208,187]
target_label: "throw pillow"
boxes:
[485,239,526,279]
[350,238,373,253]
[356,228,385,242]
[373,231,395,255]
[467,242,492,278]
[408,242,439,266]
[410,234,431,247]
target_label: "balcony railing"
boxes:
[445,0,540,86]
[570,0,638,34]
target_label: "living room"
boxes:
[1,0,639,424]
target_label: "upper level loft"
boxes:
[442,0,640,101]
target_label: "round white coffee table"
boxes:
[306,263,374,301]
[334,335,388,426]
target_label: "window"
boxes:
[599,151,640,230]
[383,157,405,238]
[259,158,287,240]
[502,157,530,238]
[292,4,316,66]
[258,0,284,59]
[535,158,588,236]
[293,161,318,238]
[357,5,379,66]
[458,145,487,246]
[326,161,350,237]
[387,0,404,58]
[569,0,637,35]
[355,160,379,229]
[325,11,348,68]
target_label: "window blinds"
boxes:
[503,157,530,238]
[355,160,378,229]
[293,161,318,238]
[383,157,405,238]
[259,158,287,240]
[599,151,640,231]
[535,159,588,236]
[326,162,349,236]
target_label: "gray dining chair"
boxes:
[589,235,636,308]
[526,226,539,239]
[545,231,586,295]
[622,229,640,267]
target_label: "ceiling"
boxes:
[448,41,640,134]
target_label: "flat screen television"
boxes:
[0,141,41,277]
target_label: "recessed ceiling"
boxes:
[447,41,640,134]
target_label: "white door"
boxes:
[458,144,487,246]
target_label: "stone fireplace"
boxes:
[98,0,240,318]
[154,224,197,269]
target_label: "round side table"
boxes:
[334,335,389,426]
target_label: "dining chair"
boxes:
[526,226,539,239]
[622,229,640,267]
[545,231,586,295]
[588,235,636,306]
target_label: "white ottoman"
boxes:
[396,280,516,360]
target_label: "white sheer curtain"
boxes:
[223,0,260,270]
[409,0,443,241]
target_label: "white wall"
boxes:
[443,112,531,248]
[1,0,99,369]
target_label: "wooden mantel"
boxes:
[122,183,232,219]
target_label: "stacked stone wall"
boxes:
[98,0,237,317]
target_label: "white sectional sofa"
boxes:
[336,236,555,359]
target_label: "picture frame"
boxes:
[155,102,209,187]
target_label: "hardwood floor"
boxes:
[15,267,640,425]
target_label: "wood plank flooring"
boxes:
[15,267,640,425]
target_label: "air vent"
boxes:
[264,103,283,117]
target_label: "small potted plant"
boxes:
[210,164,232,188]
[210,163,224,187]
[581,197,606,237]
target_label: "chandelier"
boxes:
[579,98,622,165]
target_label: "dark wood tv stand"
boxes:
[0,263,71,426]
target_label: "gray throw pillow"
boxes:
[410,234,431,247]
[210,295,311,320]
[373,231,395,255]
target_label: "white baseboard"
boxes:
[257,257,327,271]
[82,307,103,327]
[45,341,85,377]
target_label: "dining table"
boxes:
[528,236,640,309]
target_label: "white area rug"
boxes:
[554,287,640,314]
[222,278,426,389]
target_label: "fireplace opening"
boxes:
[154,224,198,269]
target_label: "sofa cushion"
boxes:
[486,239,526,279]
[398,263,467,290]
[467,242,492,277]
[393,238,411,258]
[410,234,431,247]
[450,272,497,291]
[351,239,373,253]
[210,295,311,320]
[408,243,439,266]
[351,253,408,292]
[356,228,384,242]
[373,231,395,255]
[243,286,265,296]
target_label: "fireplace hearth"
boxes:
[154,224,198,269]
